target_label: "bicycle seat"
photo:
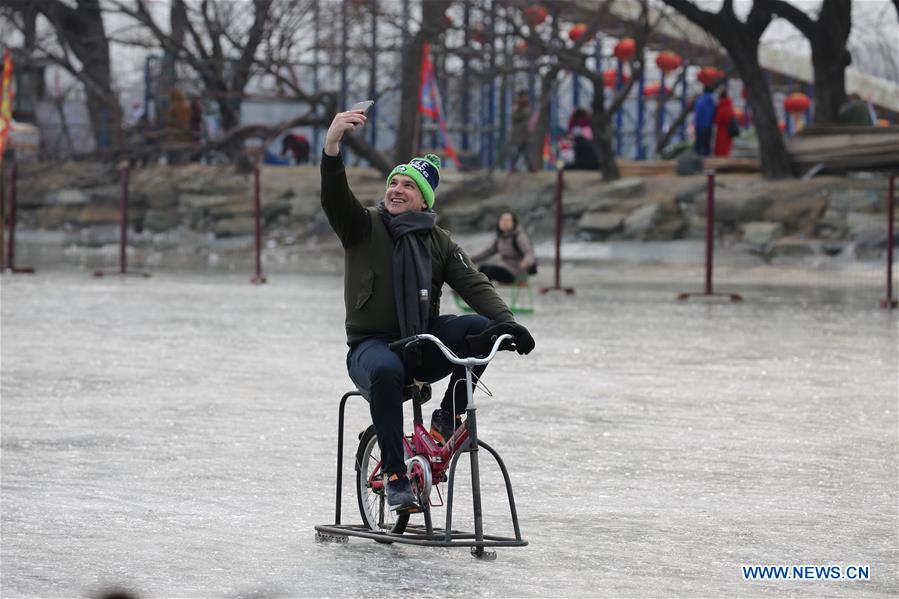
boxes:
[356,381,431,404]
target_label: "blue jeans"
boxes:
[346,314,490,477]
[694,127,712,156]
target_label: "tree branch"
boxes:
[756,0,815,38]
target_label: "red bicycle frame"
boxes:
[367,420,470,503]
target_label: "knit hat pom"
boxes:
[422,154,441,169]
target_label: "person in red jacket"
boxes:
[713,90,736,157]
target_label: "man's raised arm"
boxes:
[320,110,369,247]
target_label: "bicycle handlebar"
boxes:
[388,333,516,368]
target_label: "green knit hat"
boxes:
[386,153,442,209]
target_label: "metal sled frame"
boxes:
[453,277,535,315]
[314,390,527,557]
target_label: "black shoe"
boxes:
[430,408,462,445]
[386,475,419,512]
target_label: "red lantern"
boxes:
[524,5,548,26]
[784,92,811,114]
[655,51,682,73]
[568,23,588,42]
[515,40,528,55]
[778,121,787,132]
[643,82,671,97]
[697,66,723,87]
[613,38,636,61]
[603,68,629,88]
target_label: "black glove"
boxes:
[506,321,535,355]
[468,320,535,356]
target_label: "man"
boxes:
[281,133,311,164]
[500,91,535,173]
[320,109,535,513]
[693,86,716,157]
[837,94,876,126]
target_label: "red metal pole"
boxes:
[6,162,17,270]
[539,162,574,295]
[553,167,562,289]
[676,169,739,302]
[704,170,715,295]
[882,175,896,309]
[251,164,266,284]
[119,164,129,274]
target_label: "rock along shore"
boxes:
[6,161,897,269]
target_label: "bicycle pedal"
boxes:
[393,503,421,514]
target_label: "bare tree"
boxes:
[1,0,122,152]
[661,0,793,179]
[552,1,653,180]
[113,0,392,170]
[758,0,851,124]
[251,0,393,173]
[394,0,452,164]
[115,0,272,140]
[493,0,652,180]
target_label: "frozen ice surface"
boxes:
[1,263,896,598]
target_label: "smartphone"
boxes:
[350,100,374,128]
[350,100,374,113]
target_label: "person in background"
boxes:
[470,211,537,283]
[567,107,592,139]
[693,86,716,156]
[281,133,311,165]
[499,91,535,173]
[837,93,876,126]
[164,89,191,165]
[565,107,599,170]
[713,89,736,157]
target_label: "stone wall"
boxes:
[8,161,897,261]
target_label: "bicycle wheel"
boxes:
[356,425,409,535]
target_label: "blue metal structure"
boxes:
[636,64,646,160]
[340,0,350,161]
[461,1,471,151]
[615,58,624,155]
[658,76,668,134]
[679,66,688,142]
[312,0,320,164]
[572,73,580,108]
[369,0,378,150]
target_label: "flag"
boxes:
[0,49,13,165]
[418,43,461,168]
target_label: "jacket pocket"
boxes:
[355,270,375,309]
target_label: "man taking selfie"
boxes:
[319,107,535,513]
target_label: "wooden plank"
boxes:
[798,125,899,136]
[704,157,761,172]
[791,148,899,159]
[792,151,899,170]
[787,134,899,153]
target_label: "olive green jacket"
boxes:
[321,153,513,340]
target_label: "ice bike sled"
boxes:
[314,332,527,560]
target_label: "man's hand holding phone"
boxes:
[350,100,374,125]
[324,100,374,157]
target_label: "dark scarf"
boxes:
[378,203,437,337]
